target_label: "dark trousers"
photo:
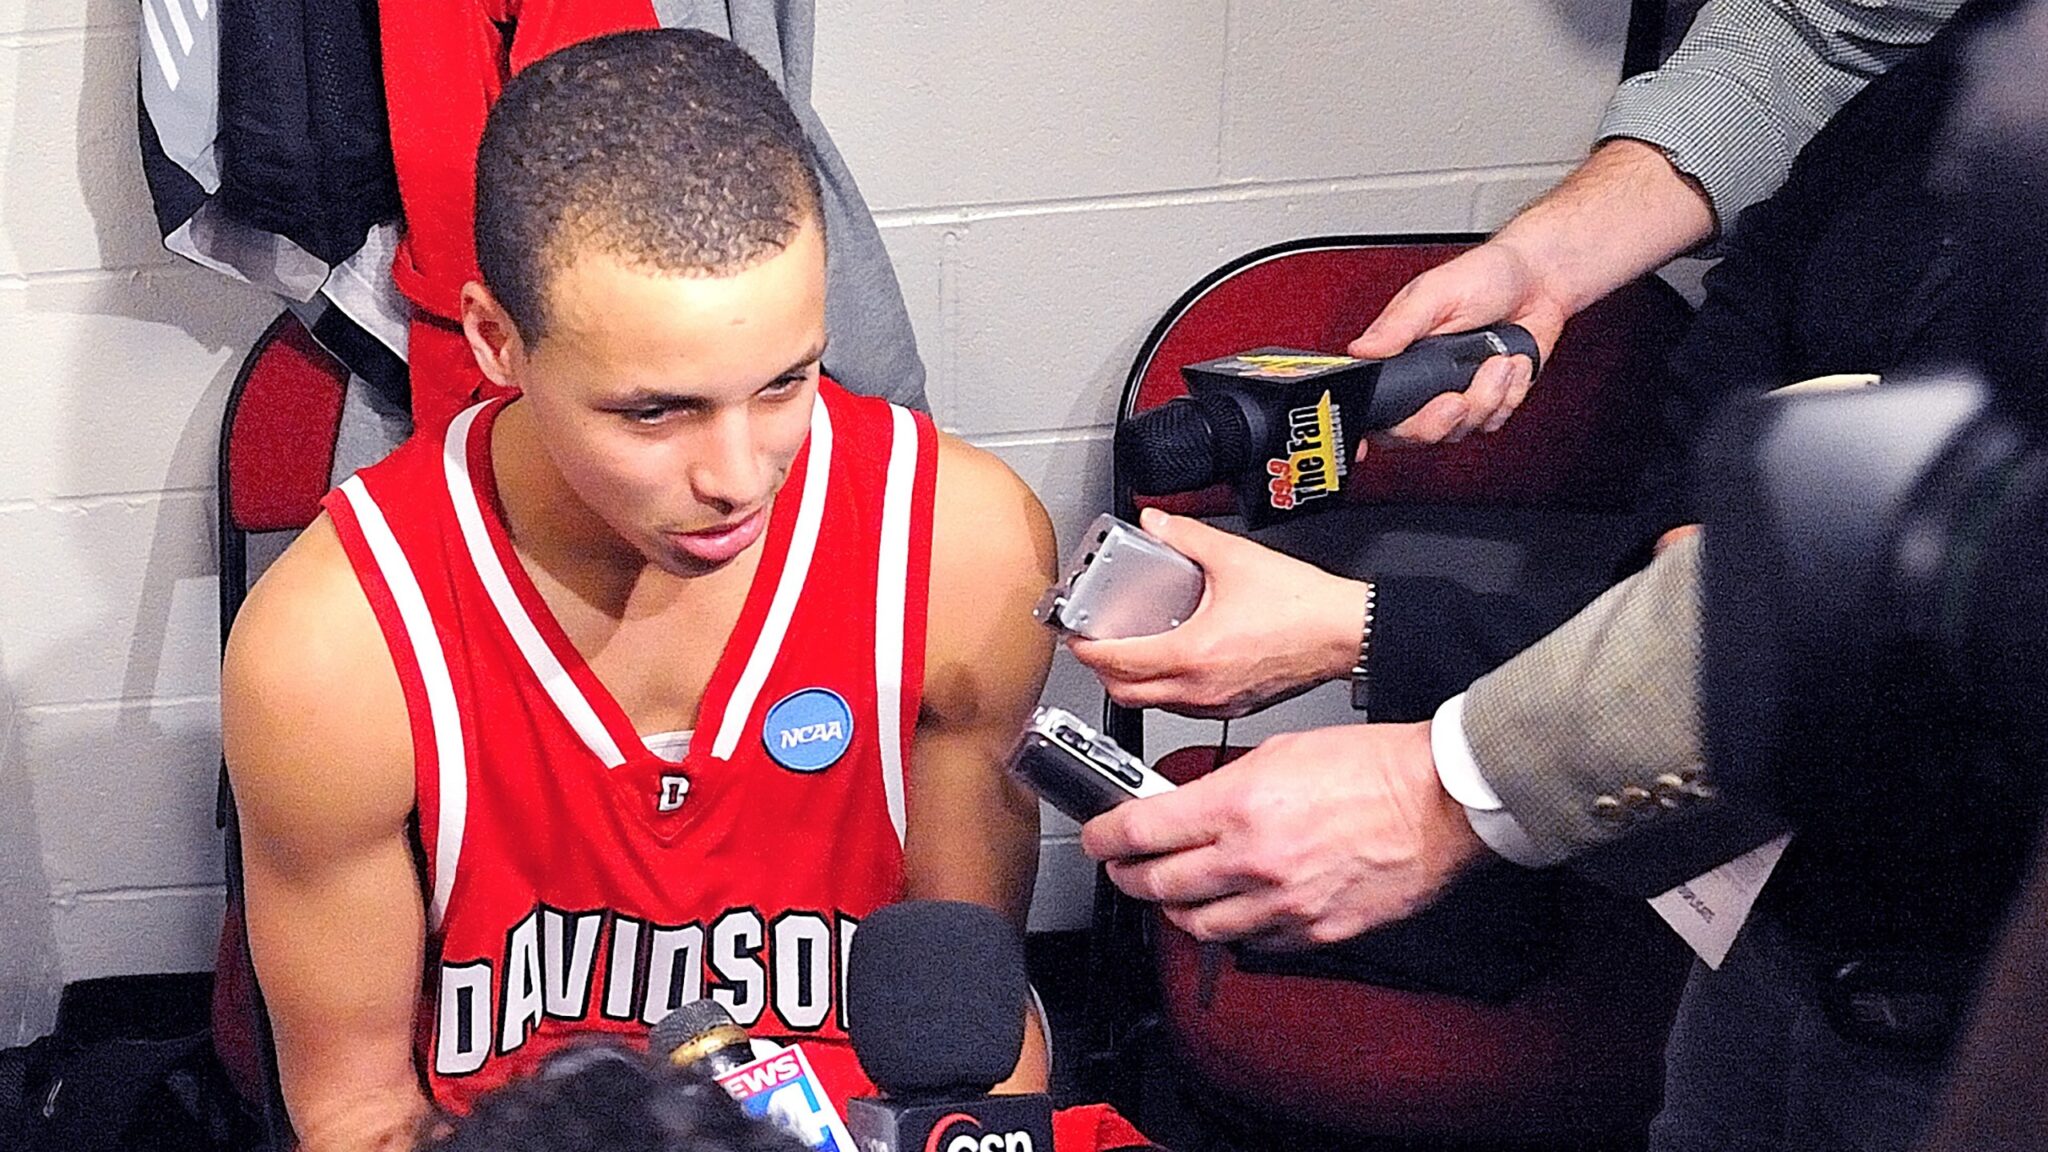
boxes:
[1648,909,1946,1152]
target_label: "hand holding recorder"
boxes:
[1059,509,1373,719]
[1081,721,1485,949]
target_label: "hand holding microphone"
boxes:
[1349,245,1567,441]
[654,1000,858,1152]
[1116,324,1540,526]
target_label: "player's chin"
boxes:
[646,534,730,577]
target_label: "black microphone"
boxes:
[1117,324,1540,526]
[844,901,1053,1152]
[650,998,757,1079]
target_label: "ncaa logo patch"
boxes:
[763,688,854,772]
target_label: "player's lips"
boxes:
[666,509,767,564]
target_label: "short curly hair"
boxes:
[418,1044,809,1152]
[474,28,825,342]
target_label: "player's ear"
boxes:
[461,280,527,390]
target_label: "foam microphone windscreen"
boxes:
[1116,393,1246,495]
[846,900,1027,1097]
[1117,399,1211,496]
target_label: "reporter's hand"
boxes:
[1346,240,1566,450]
[1066,509,1365,719]
[1080,721,1487,948]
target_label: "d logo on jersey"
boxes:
[763,688,854,772]
[657,775,690,813]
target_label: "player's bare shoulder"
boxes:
[222,515,415,855]
[924,435,1057,711]
[930,434,1058,624]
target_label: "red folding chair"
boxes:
[210,313,360,1148]
[1085,235,1697,1147]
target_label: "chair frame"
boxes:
[1078,234,1692,1142]
[212,311,358,1150]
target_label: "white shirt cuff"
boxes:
[1431,693,1503,810]
[1432,693,1554,868]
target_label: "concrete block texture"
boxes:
[0,691,63,1043]
[23,697,224,895]
[53,885,223,978]
[0,492,219,708]
[929,178,1476,434]
[0,267,275,501]
[813,0,1230,210]
[0,26,171,277]
[0,0,133,36]
[1471,166,1574,230]
[873,221,948,389]
[1218,0,1625,182]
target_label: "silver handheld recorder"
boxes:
[1007,706,1175,823]
[1032,514,1205,640]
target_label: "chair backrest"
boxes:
[1084,237,1695,1143]
[212,313,354,1148]
[1102,236,1691,762]
[1119,234,1692,520]
[217,313,353,636]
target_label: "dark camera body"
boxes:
[1700,375,2048,989]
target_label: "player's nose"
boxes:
[685,407,775,512]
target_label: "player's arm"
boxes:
[222,517,430,1152]
[908,435,1058,1092]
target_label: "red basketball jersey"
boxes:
[320,381,936,1112]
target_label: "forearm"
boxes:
[996,1004,1050,1095]
[243,846,431,1151]
[289,1088,432,1152]
[1490,139,1715,319]
[902,722,1043,930]
[266,967,432,1152]
[903,737,1046,1094]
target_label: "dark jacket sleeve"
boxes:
[1635,15,1965,536]
[215,0,400,265]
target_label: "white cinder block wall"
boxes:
[2,0,280,1046]
[813,2,1628,934]
[0,0,1626,1043]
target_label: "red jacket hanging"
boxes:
[378,1,663,430]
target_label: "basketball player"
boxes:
[220,31,1055,1152]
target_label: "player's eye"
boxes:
[760,371,808,399]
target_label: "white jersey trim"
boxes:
[874,406,918,845]
[339,476,468,930]
[443,403,629,769]
[712,398,834,760]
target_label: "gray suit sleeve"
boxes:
[1462,535,1703,864]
